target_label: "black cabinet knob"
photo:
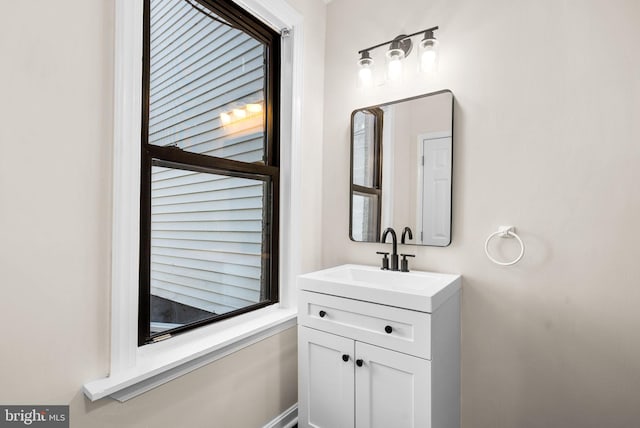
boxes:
[385,325,393,334]
[356,359,364,367]
[319,310,326,318]
[342,354,349,362]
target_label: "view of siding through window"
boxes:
[148,0,268,332]
[351,111,378,241]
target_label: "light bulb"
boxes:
[246,103,263,113]
[421,49,437,71]
[387,55,403,81]
[357,51,374,87]
[419,31,439,73]
[220,112,231,125]
[385,41,405,82]
[358,65,373,85]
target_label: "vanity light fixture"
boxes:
[219,102,264,126]
[357,26,439,85]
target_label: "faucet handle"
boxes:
[376,251,390,270]
[399,254,415,272]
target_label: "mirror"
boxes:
[350,90,453,246]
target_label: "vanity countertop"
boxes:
[298,264,461,313]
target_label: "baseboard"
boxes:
[263,403,298,428]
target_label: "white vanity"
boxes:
[297,264,461,428]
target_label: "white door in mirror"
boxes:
[419,134,452,246]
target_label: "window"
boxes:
[83,0,300,401]
[139,0,280,345]
[350,108,383,242]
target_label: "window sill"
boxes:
[83,305,297,402]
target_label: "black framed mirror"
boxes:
[350,90,453,246]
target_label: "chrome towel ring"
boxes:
[484,226,525,266]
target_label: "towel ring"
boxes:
[484,226,525,266]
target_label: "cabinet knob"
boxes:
[356,359,364,367]
[385,325,393,334]
[319,310,326,318]
[342,354,349,362]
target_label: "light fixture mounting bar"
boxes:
[357,26,439,55]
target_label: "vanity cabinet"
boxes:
[298,327,354,428]
[297,287,460,428]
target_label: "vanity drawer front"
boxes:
[299,291,431,359]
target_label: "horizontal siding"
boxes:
[151,243,260,266]
[152,172,261,196]
[153,176,263,201]
[152,274,259,306]
[148,0,265,159]
[151,254,261,280]
[153,124,264,160]
[152,208,263,222]
[151,237,260,255]
[148,0,269,315]
[150,165,265,313]
[152,287,238,315]
[153,230,261,243]
[151,196,263,215]
[152,220,262,232]
[152,262,261,291]
[150,39,262,109]
[149,71,263,138]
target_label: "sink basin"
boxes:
[298,264,461,313]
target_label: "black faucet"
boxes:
[381,227,399,271]
[401,227,413,244]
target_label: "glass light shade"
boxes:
[358,65,373,86]
[419,37,439,73]
[386,48,405,81]
[357,52,374,87]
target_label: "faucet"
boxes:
[381,227,399,271]
[401,227,413,244]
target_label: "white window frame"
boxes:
[83,0,303,402]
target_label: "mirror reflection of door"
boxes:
[351,109,384,241]
[418,133,452,245]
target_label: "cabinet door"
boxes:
[355,342,431,428]
[298,326,355,428]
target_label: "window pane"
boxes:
[150,165,271,333]
[148,0,266,162]
[351,193,379,242]
[352,111,377,187]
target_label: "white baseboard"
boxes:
[263,403,298,428]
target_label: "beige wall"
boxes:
[323,0,640,427]
[0,0,325,427]
[4,0,640,426]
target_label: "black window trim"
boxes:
[138,0,281,346]
[349,107,384,242]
